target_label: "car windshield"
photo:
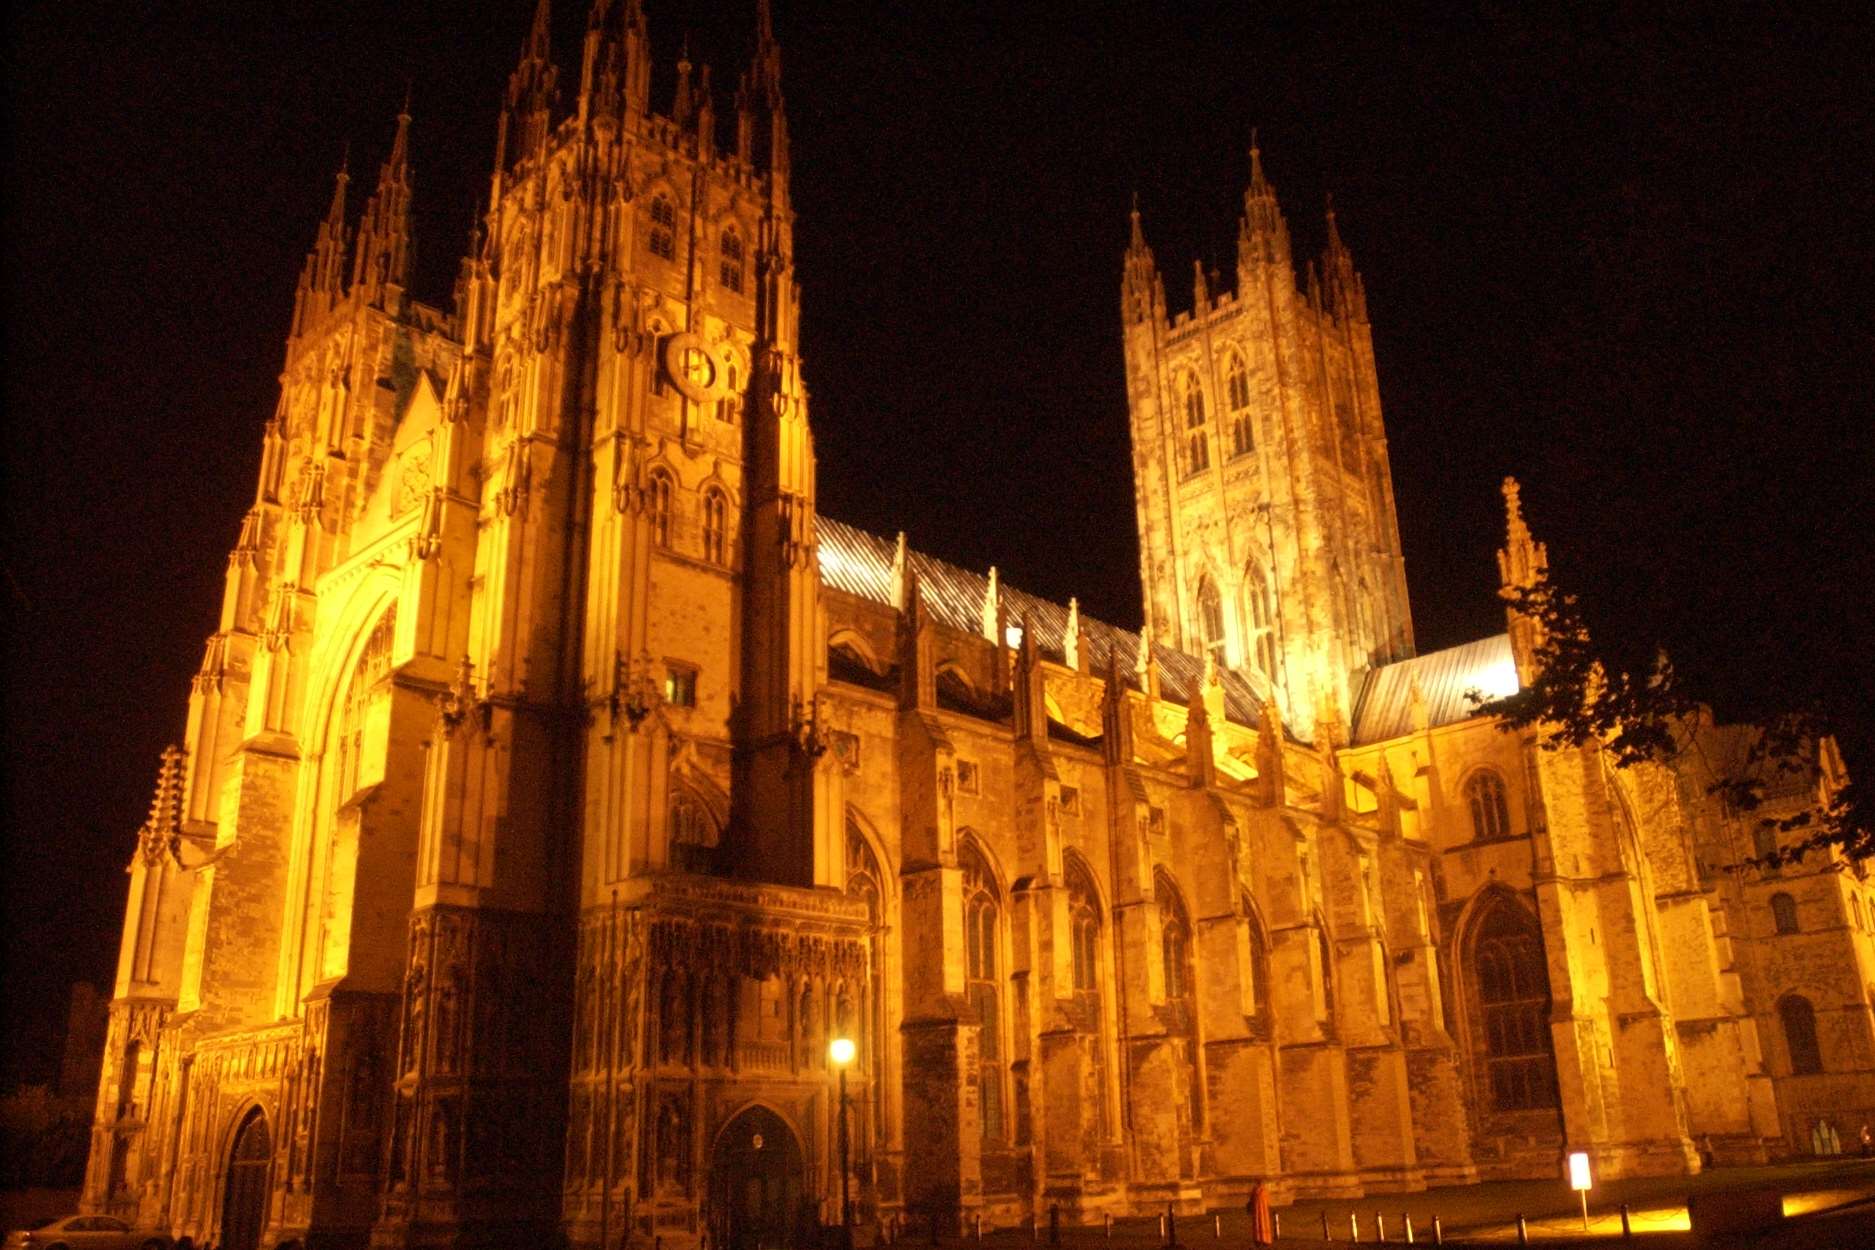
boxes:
[22,1218,57,1230]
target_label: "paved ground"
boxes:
[915,1159,1875,1248]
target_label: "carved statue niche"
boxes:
[401,958,429,1075]
[655,1095,690,1192]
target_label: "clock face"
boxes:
[663,332,721,403]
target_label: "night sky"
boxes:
[5,1,1871,1088]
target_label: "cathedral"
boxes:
[83,3,1875,1248]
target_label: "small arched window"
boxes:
[1471,896,1558,1109]
[1780,994,1823,1074]
[1225,355,1253,456]
[648,469,674,548]
[716,362,741,424]
[1242,559,1276,678]
[1157,877,1204,1130]
[1067,858,1110,1137]
[961,843,1004,1142]
[1182,375,1210,476]
[670,792,719,875]
[649,195,677,260]
[720,229,745,293]
[1466,770,1512,840]
[701,488,728,565]
[1771,892,1800,935]
[1196,578,1226,665]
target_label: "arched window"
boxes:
[117,1039,139,1116]
[1158,876,1204,1131]
[1771,892,1800,935]
[1242,894,1271,1025]
[669,791,719,875]
[648,470,674,548]
[1466,770,1512,840]
[1183,374,1209,476]
[701,488,728,565]
[716,362,741,424]
[1853,896,1865,931]
[720,228,745,293]
[1196,577,1226,665]
[1242,559,1277,678]
[847,823,886,1132]
[1316,923,1337,1028]
[1470,895,1558,1110]
[1225,355,1253,456]
[961,842,1004,1142]
[1067,858,1110,1138]
[1780,995,1822,1074]
[648,195,677,260]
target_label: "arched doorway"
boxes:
[220,1107,271,1250]
[709,1105,806,1250]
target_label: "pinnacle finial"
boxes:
[1496,475,1548,590]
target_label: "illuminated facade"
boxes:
[84,3,1875,1248]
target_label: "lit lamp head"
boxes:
[1568,1151,1592,1191]
[829,1036,857,1068]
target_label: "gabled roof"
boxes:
[1351,633,1519,745]
[816,517,1271,727]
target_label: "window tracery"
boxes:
[1242,559,1276,678]
[649,195,677,260]
[720,229,745,293]
[702,488,728,565]
[1780,994,1822,1074]
[1182,373,1209,476]
[961,842,1004,1142]
[1196,577,1226,666]
[1225,354,1253,456]
[1465,770,1511,840]
[1470,896,1558,1110]
[648,469,674,548]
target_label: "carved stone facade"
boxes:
[85,4,1875,1249]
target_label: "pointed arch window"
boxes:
[648,469,674,548]
[1780,994,1822,1074]
[1158,876,1204,1131]
[1470,896,1558,1110]
[1182,374,1209,477]
[961,843,1005,1143]
[670,791,720,875]
[1067,858,1111,1138]
[716,362,741,424]
[1771,892,1800,934]
[1465,770,1512,840]
[720,228,745,293]
[847,823,886,1134]
[649,195,677,260]
[1242,559,1277,679]
[1196,577,1226,666]
[1242,894,1271,1026]
[1225,355,1254,457]
[701,487,729,565]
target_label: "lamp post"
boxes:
[830,1036,857,1250]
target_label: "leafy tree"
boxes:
[1479,570,1868,866]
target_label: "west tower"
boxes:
[1121,145,1413,738]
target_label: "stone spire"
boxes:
[496,0,559,175]
[351,102,413,309]
[1122,195,1165,325]
[1495,476,1548,592]
[136,744,186,867]
[737,0,789,176]
[980,566,1001,642]
[1237,131,1291,269]
[1320,194,1368,322]
[290,160,350,339]
[1063,597,1082,671]
[579,0,649,122]
[1496,476,1552,685]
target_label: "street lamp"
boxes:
[829,1036,857,1250]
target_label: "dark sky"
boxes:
[5,1,1871,1087]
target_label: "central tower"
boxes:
[1121,145,1413,737]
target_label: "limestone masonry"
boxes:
[84,4,1875,1248]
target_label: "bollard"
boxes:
[975,1214,983,1242]
[1350,1212,1360,1243]
[1376,1213,1387,1242]
[1620,1202,1632,1239]
[1321,1212,1331,1241]
[1403,1213,1414,1244]
[1515,1213,1528,1246]
[1167,1206,1178,1248]
[1212,1214,1221,1240]
[1050,1205,1060,1247]
[1272,1212,1281,1241]
[1159,1215,1167,1241]
[1431,1215,1443,1246]
[1105,1213,1113,1240]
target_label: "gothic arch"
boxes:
[1453,886,1560,1115]
[1239,890,1274,1026]
[828,628,880,676]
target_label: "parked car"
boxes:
[2,1215,169,1249]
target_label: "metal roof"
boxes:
[1350,633,1519,745]
[816,517,1270,727]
